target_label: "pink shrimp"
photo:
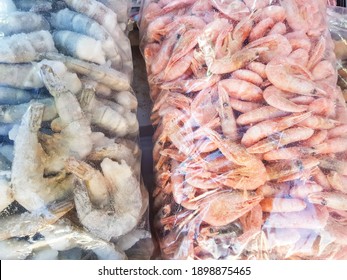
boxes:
[260,197,307,213]
[263,86,308,112]
[288,48,309,67]
[229,99,263,113]
[241,112,311,147]
[236,106,288,126]
[289,181,324,199]
[246,61,267,79]
[249,18,275,42]
[312,137,347,154]
[300,129,328,147]
[308,192,347,211]
[268,22,287,36]
[327,172,347,194]
[263,146,312,161]
[232,69,263,86]
[218,78,263,102]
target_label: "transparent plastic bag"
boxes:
[0,0,153,260]
[139,0,347,260]
[328,5,347,100]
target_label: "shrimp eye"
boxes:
[176,34,181,40]
[321,198,327,206]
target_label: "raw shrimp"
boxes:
[72,158,143,241]
[53,31,106,65]
[0,199,74,241]
[0,172,13,212]
[0,98,57,124]
[0,12,49,36]
[78,85,138,137]
[0,31,56,63]
[0,87,36,105]
[11,104,74,211]
[43,53,131,92]
[0,63,43,90]
[63,0,131,63]
[50,8,122,67]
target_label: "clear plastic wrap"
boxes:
[328,5,347,101]
[139,0,347,260]
[0,0,153,260]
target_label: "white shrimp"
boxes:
[0,98,57,124]
[0,31,57,63]
[0,63,43,89]
[0,199,74,241]
[0,12,50,36]
[43,53,131,92]
[63,0,132,66]
[53,30,106,65]
[50,8,122,68]
[71,158,143,241]
[79,85,138,137]
[0,171,13,212]
[10,104,74,211]
[0,87,37,105]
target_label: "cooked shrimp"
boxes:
[237,106,288,126]
[263,86,308,112]
[308,192,347,211]
[241,112,311,147]
[327,172,347,194]
[232,69,263,86]
[218,78,263,102]
[260,197,307,212]
[289,181,324,199]
[199,191,263,227]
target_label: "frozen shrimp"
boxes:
[0,98,57,124]
[0,31,56,63]
[0,63,43,89]
[72,159,143,241]
[53,31,106,65]
[0,12,50,36]
[0,87,36,105]
[43,53,131,92]
[50,8,122,67]
[0,172,13,212]
[11,104,73,211]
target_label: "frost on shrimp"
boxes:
[70,159,143,241]
[50,8,122,68]
[11,104,74,211]
[53,31,106,65]
[0,12,50,36]
[0,31,57,64]
[0,171,13,213]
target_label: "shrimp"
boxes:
[311,137,347,154]
[246,127,314,154]
[266,57,324,95]
[11,104,74,211]
[0,98,57,124]
[53,31,106,65]
[263,205,329,229]
[72,159,143,241]
[43,53,131,92]
[0,31,56,64]
[327,172,347,194]
[0,199,74,242]
[268,22,287,36]
[237,106,288,126]
[260,197,307,212]
[209,47,268,75]
[210,0,250,21]
[308,192,347,211]
[263,86,308,112]
[0,172,13,212]
[13,0,52,12]
[0,87,36,105]
[50,8,122,67]
[199,191,263,227]
[263,146,312,161]
[229,99,263,113]
[249,18,275,42]
[79,85,138,137]
[218,79,263,102]
[232,69,263,86]
[0,12,49,36]
[289,181,324,199]
[63,0,131,63]
[241,112,311,147]
[40,65,93,160]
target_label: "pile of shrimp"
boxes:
[140,0,347,260]
[0,0,152,260]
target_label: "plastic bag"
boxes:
[0,0,153,260]
[328,5,347,101]
[139,0,347,260]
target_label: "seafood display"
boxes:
[328,5,347,101]
[140,0,347,259]
[0,0,152,260]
